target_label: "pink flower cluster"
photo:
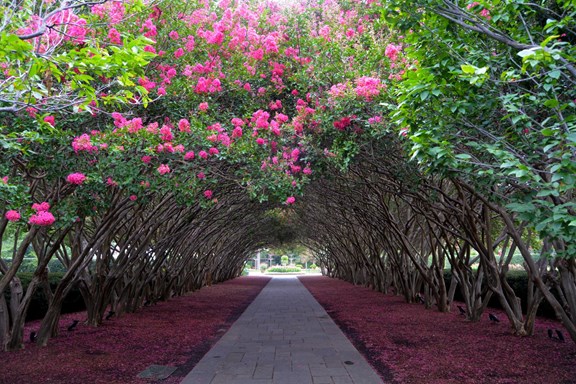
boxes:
[157,164,170,175]
[385,43,401,61]
[354,76,382,100]
[5,210,21,222]
[29,202,55,226]
[72,134,98,153]
[66,172,86,185]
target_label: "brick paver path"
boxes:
[181,276,384,384]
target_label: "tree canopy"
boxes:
[1,0,575,350]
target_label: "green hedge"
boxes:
[267,266,302,273]
[3,273,85,321]
[444,270,556,318]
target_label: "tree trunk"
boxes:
[6,277,40,351]
[0,293,9,350]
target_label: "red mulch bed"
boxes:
[299,276,576,384]
[1,276,270,384]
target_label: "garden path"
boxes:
[180,275,384,384]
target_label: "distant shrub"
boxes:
[310,263,318,270]
[267,266,302,273]
[260,264,268,272]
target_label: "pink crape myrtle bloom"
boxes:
[66,172,86,185]
[5,210,21,222]
[129,195,137,201]
[157,164,170,175]
[184,151,195,160]
[204,190,213,199]
[385,43,401,61]
[43,115,55,126]
[199,150,208,159]
[286,196,296,205]
[354,76,382,100]
[141,155,152,164]
[29,211,56,226]
[197,172,206,179]
[32,202,50,212]
[231,117,244,126]
[178,119,191,133]
[199,102,209,111]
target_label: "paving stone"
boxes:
[137,365,177,380]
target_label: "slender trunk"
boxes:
[6,277,40,351]
[0,294,9,349]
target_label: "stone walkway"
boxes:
[181,276,384,384]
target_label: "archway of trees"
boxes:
[1,0,575,352]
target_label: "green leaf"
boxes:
[461,64,476,74]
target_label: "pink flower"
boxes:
[184,151,195,160]
[72,134,98,153]
[157,87,166,95]
[385,43,401,61]
[243,83,251,91]
[66,172,86,185]
[141,155,152,164]
[5,210,21,222]
[231,117,244,126]
[209,147,219,155]
[286,196,296,205]
[108,28,122,44]
[354,76,382,100]
[197,172,205,179]
[178,119,191,132]
[29,211,55,226]
[129,195,137,201]
[106,177,118,187]
[204,190,213,199]
[199,102,209,111]
[174,48,184,58]
[199,150,208,159]
[43,115,55,126]
[157,164,170,175]
[232,127,243,138]
[32,202,50,212]
[256,137,266,145]
[479,8,491,19]
[160,125,173,141]
[168,30,179,40]
[1,176,8,184]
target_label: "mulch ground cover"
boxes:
[299,276,576,384]
[1,276,270,384]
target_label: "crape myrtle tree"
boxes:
[290,0,575,341]
[1,0,575,351]
[381,0,576,338]
[0,0,399,350]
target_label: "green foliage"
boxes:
[382,0,576,257]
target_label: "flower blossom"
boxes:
[5,210,21,222]
[32,202,50,212]
[157,164,170,175]
[286,196,296,205]
[66,173,86,185]
[29,211,55,226]
[385,43,401,61]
